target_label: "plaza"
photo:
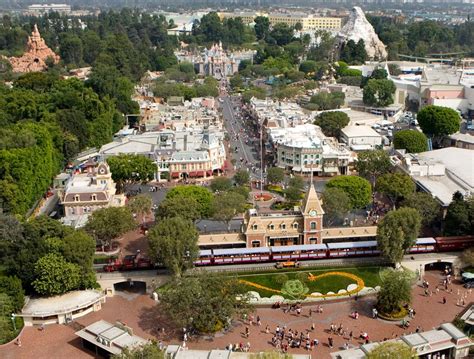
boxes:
[1,269,472,358]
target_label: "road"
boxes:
[221,96,263,180]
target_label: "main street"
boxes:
[221,95,263,180]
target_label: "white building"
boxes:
[394,147,473,206]
[27,3,71,14]
[58,160,126,228]
[269,124,350,175]
[331,323,472,359]
[340,125,383,151]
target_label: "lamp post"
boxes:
[11,314,16,332]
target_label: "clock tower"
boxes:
[301,183,324,244]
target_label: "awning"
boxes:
[171,172,180,178]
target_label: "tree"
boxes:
[229,74,243,90]
[159,272,252,333]
[106,154,156,192]
[127,194,153,224]
[322,187,352,226]
[402,192,440,226]
[417,105,460,141]
[284,186,302,202]
[32,253,81,296]
[234,169,250,186]
[377,207,421,263]
[288,176,305,191]
[166,185,213,218]
[112,343,165,359]
[0,276,24,312]
[326,175,372,209]
[148,217,199,277]
[314,111,350,138]
[210,177,233,193]
[367,341,416,359]
[61,231,96,287]
[461,247,474,268]
[377,269,413,315]
[156,197,201,222]
[444,192,473,236]
[254,16,270,41]
[212,192,247,230]
[309,92,345,110]
[355,150,392,187]
[269,23,294,46]
[299,60,318,75]
[85,207,136,249]
[393,130,428,153]
[376,173,415,207]
[266,167,285,185]
[363,79,396,107]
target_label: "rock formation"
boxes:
[9,24,60,73]
[339,7,387,60]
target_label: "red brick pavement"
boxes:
[1,271,472,359]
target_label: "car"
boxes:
[387,130,393,137]
[410,119,419,126]
[465,281,474,289]
[371,124,381,129]
[275,261,300,269]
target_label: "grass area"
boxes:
[93,254,117,264]
[0,316,24,345]
[232,266,384,299]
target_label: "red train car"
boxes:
[435,236,474,252]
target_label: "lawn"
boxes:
[231,265,384,299]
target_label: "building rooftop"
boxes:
[21,290,105,317]
[341,125,382,138]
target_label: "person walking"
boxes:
[443,296,447,304]
[328,336,334,348]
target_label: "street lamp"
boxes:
[11,313,16,331]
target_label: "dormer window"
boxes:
[281,223,286,230]
[91,194,97,201]
[293,223,298,229]
[252,224,258,230]
[74,195,80,202]
[268,224,274,230]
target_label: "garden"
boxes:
[230,265,385,300]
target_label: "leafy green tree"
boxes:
[266,167,285,185]
[377,207,421,263]
[196,12,224,43]
[376,173,415,207]
[355,150,392,187]
[417,105,460,141]
[314,111,350,138]
[363,79,396,107]
[402,192,440,226]
[326,175,372,209]
[127,194,153,224]
[166,185,213,218]
[59,33,83,66]
[32,253,81,296]
[156,197,201,222]
[299,60,318,75]
[367,340,415,359]
[269,23,294,46]
[377,269,413,315]
[148,217,199,277]
[310,92,345,110]
[340,39,367,64]
[159,272,252,333]
[85,207,136,250]
[393,130,428,153]
[284,186,302,202]
[234,169,250,186]
[462,247,474,268]
[322,187,352,226]
[444,192,473,236]
[112,342,165,359]
[61,231,96,282]
[0,276,24,312]
[210,177,233,193]
[229,74,244,90]
[106,154,156,192]
[288,176,305,191]
[254,16,270,40]
[230,185,250,200]
[212,192,247,230]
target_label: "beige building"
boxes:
[58,160,126,228]
[218,12,343,31]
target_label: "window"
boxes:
[268,224,274,230]
[310,222,316,230]
[181,164,187,170]
[251,241,261,247]
[281,223,286,230]
[252,224,258,230]
[74,195,80,202]
[292,223,298,229]
[91,194,97,201]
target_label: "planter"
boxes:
[254,193,272,201]
[378,307,408,321]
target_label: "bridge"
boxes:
[96,270,170,296]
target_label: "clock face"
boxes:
[309,210,317,217]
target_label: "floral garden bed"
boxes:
[254,193,273,201]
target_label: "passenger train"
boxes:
[194,236,474,266]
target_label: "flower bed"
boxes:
[377,307,408,321]
[254,193,273,201]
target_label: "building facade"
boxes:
[58,160,126,227]
[243,184,324,247]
